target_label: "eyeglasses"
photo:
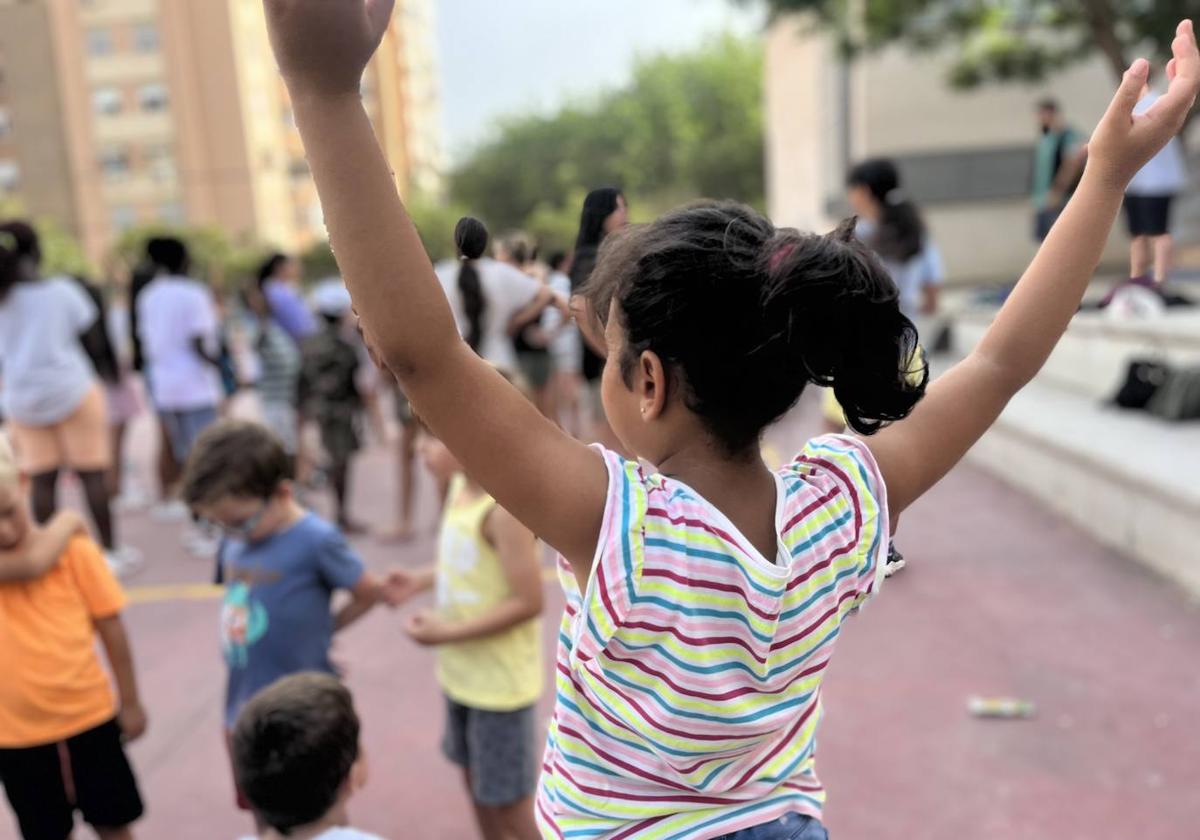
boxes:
[196,499,271,540]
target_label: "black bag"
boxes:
[1112,359,1170,409]
[1147,367,1200,421]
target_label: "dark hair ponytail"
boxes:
[586,201,925,453]
[0,220,39,303]
[763,218,926,435]
[0,232,18,304]
[256,252,289,290]
[454,217,489,354]
[847,158,926,263]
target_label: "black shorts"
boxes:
[1124,194,1174,237]
[0,719,143,840]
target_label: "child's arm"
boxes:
[333,572,388,631]
[262,2,607,577]
[94,614,148,742]
[506,287,566,338]
[0,511,86,582]
[867,27,1198,519]
[383,565,435,606]
[406,507,543,646]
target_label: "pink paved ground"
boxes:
[5,391,1199,839]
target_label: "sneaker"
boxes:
[150,500,190,523]
[114,488,150,514]
[105,546,145,579]
[183,529,220,558]
[884,544,907,578]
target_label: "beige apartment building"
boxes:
[0,0,442,264]
[764,15,1196,283]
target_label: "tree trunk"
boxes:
[1077,0,1129,83]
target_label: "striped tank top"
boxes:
[536,435,889,839]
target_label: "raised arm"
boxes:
[867,21,1199,518]
[263,1,606,569]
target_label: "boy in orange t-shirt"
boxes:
[0,433,146,840]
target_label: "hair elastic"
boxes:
[768,242,797,274]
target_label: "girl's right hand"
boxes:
[1087,20,1198,189]
[263,0,395,98]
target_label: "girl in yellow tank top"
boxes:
[391,428,544,839]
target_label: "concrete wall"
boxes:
[764,16,1169,283]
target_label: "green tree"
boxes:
[111,224,260,292]
[0,197,93,278]
[448,34,764,236]
[754,0,1193,92]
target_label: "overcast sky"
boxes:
[433,0,764,162]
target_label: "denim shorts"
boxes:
[160,405,218,463]
[714,813,829,840]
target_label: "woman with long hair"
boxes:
[845,159,943,322]
[0,221,139,575]
[257,252,316,344]
[569,187,628,446]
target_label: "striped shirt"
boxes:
[536,435,889,839]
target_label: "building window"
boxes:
[0,160,19,192]
[92,86,123,117]
[138,82,168,113]
[133,22,160,53]
[86,28,114,57]
[110,205,137,232]
[145,144,176,183]
[158,202,185,225]
[99,147,130,180]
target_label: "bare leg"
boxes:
[1152,233,1174,285]
[479,798,540,840]
[95,826,134,840]
[1130,235,1151,279]
[382,421,416,542]
[462,771,504,840]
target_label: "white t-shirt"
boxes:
[0,276,98,425]
[137,275,223,411]
[1128,91,1189,196]
[545,271,581,373]
[434,258,540,372]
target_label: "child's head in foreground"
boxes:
[232,672,364,836]
[578,200,928,461]
[0,433,30,552]
[181,420,296,543]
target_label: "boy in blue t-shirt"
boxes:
[181,420,397,807]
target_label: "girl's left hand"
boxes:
[263,0,395,98]
[405,610,451,646]
[1087,19,1198,187]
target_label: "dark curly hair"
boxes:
[583,200,926,453]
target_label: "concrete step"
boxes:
[927,349,1200,598]
[953,307,1200,402]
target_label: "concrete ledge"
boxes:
[954,308,1200,402]
[955,376,1200,598]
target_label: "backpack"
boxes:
[1112,359,1170,410]
[1147,367,1200,421]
